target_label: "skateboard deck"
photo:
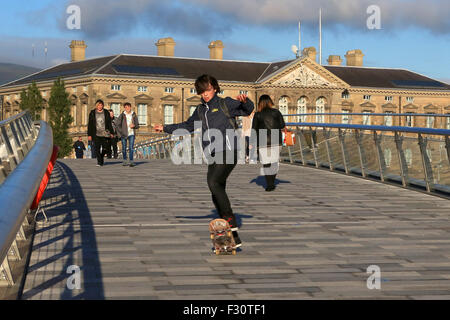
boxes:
[209,218,236,255]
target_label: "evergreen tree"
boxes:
[19,81,43,120]
[48,78,73,158]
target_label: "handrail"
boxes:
[0,116,53,286]
[285,122,450,135]
[283,113,450,117]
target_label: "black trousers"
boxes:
[107,137,118,158]
[206,151,238,227]
[94,136,109,165]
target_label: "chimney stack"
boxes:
[69,40,87,62]
[345,49,364,66]
[302,47,317,62]
[327,55,342,66]
[208,40,224,60]
[155,37,176,57]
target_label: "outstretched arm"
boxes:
[154,106,201,134]
[225,95,255,117]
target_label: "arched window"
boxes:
[315,97,325,123]
[278,96,289,123]
[297,96,307,122]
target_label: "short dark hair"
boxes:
[195,74,220,95]
[124,102,132,108]
[95,99,104,106]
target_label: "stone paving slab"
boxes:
[20,159,450,300]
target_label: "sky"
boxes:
[0,0,449,83]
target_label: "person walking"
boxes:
[116,102,140,167]
[154,74,254,248]
[87,99,114,167]
[251,95,286,191]
[107,109,119,159]
[73,136,86,159]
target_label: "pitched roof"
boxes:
[324,66,450,90]
[1,54,448,92]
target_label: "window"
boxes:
[165,87,174,93]
[189,106,196,116]
[297,97,307,122]
[384,148,392,167]
[72,87,77,93]
[405,113,414,127]
[218,90,224,95]
[362,111,372,125]
[404,148,413,167]
[385,96,393,101]
[341,110,350,124]
[190,88,196,94]
[83,86,88,92]
[6,95,10,100]
[316,97,325,123]
[341,90,350,99]
[406,97,414,103]
[42,91,47,97]
[164,105,174,124]
[137,104,147,125]
[111,84,121,91]
[138,86,148,92]
[384,111,393,126]
[363,95,371,101]
[239,90,248,95]
[426,113,435,128]
[71,105,77,125]
[110,103,121,116]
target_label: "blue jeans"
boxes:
[121,135,135,161]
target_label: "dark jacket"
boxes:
[73,141,86,154]
[116,111,140,138]
[88,108,114,138]
[163,94,254,154]
[251,107,286,147]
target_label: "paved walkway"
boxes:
[21,159,450,299]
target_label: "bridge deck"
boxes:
[21,159,450,299]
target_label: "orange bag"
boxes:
[282,128,296,147]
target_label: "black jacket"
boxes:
[251,107,286,147]
[164,94,254,154]
[88,108,114,138]
[73,141,86,154]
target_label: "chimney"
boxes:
[155,37,176,57]
[345,49,364,66]
[327,55,342,66]
[69,40,87,62]
[208,40,224,60]
[302,47,317,62]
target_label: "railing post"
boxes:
[373,131,386,182]
[0,257,14,287]
[418,133,434,193]
[445,136,450,166]
[297,127,306,166]
[323,128,334,171]
[338,128,349,174]
[394,132,409,187]
[309,127,319,168]
[354,129,367,178]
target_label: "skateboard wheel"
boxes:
[232,249,236,255]
[227,231,232,237]
[210,234,214,240]
[215,250,220,255]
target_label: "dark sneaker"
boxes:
[265,185,276,192]
[232,231,242,248]
[122,160,128,166]
[129,161,136,167]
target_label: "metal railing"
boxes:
[280,113,450,196]
[0,112,53,287]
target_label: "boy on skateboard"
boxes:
[155,74,254,248]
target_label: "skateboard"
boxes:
[209,218,237,255]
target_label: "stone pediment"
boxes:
[106,92,127,99]
[186,96,202,103]
[264,57,348,88]
[382,102,397,109]
[423,103,438,110]
[134,94,153,101]
[403,103,418,110]
[161,95,180,102]
[341,100,354,107]
[360,101,376,109]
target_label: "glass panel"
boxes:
[342,130,361,173]
[379,134,401,181]
[424,136,450,189]
[315,130,330,167]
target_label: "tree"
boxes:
[48,78,73,158]
[19,81,43,120]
